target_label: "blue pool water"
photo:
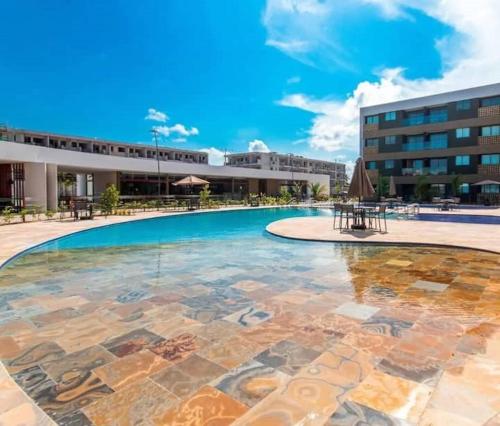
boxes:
[34,207,334,252]
[413,213,500,225]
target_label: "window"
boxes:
[408,111,424,125]
[365,138,378,147]
[366,161,377,170]
[459,183,469,194]
[482,125,500,136]
[455,155,470,166]
[430,158,447,175]
[385,135,396,144]
[480,96,500,107]
[481,154,500,165]
[429,133,448,149]
[482,184,499,193]
[385,111,396,121]
[456,99,472,110]
[365,115,379,125]
[429,108,448,123]
[385,160,395,169]
[456,128,470,138]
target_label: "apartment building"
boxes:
[0,127,329,210]
[226,152,347,195]
[360,82,500,203]
[0,127,209,164]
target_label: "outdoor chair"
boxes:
[368,204,387,233]
[340,204,355,231]
[333,203,343,229]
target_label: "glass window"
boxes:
[408,111,424,125]
[430,158,447,175]
[385,111,396,121]
[429,108,448,123]
[482,125,500,136]
[366,161,377,170]
[455,155,470,166]
[481,154,500,165]
[459,183,469,194]
[456,100,472,110]
[483,184,499,193]
[385,160,394,169]
[481,96,500,107]
[365,115,379,125]
[365,138,378,147]
[456,128,470,138]
[385,135,396,144]
[429,133,448,149]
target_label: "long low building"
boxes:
[0,128,330,210]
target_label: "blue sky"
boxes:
[1,1,497,169]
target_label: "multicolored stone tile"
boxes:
[223,306,273,327]
[154,385,248,425]
[349,370,433,424]
[6,341,66,373]
[200,334,264,369]
[152,353,226,398]
[101,328,164,358]
[93,349,169,390]
[83,379,177,426]
[361,315,413,338]
[254,339,321,376]
[149,333,208,363]
[334,302,380,321]
[327,400,409,425]
[212,359,291,407]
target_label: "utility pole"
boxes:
[151,128,161,199]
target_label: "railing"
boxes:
[402,113,448,127]
[401,167,448,176]
[402,140,448,152]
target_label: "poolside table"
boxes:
[352,206,375,230]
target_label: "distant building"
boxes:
[360,82,500,203]
[226,152,347,195]
[0,127,329,210]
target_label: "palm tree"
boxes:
[450,175,462,197]
[414,176,429,202]
[309,182,326,201]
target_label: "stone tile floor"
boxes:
[0,237,498,425]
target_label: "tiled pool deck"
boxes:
[0,208,499,425]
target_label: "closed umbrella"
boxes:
[389,175,397,197]
[348,158,375,203]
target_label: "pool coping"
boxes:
[265,217,500,255]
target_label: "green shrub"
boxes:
[100,184,120,217]
[2,207,15,224]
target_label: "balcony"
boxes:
[402,140,448,152]
[401,113,448,127]
[478,136,500,146]
[478,164,500,176]
[478,105,500,118]
[401,167,448,176]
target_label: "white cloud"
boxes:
[287,75,301,84]
[145,108,168,123]
[200,147,227,165]
[153,124,199,138]
[248,139,271,153]
[270,0,500,154]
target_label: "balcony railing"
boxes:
[401,167,448,176]
[402,113,448,127]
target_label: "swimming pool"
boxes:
[412,213,500,225]
[0,207,498,424]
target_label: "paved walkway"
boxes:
[267,215,500,253]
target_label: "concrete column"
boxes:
[93,171,119,196]
[24,162,47,209]
[46,164,58,210]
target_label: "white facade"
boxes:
[0,141,330,210]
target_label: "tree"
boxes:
[376,176,389,199]
[279,186,292,204]
[450,175,462,197]
[414,176,429,202]
[199,184,211,206]
[99,184,120,217]
[291,182,303,200]
[309,182,326,201]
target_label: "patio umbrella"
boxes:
[471,180,500,186]
[172,175,210,186]
[348,157,375,202]
[389,175,397,197]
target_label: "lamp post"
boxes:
[288,153,294,183]
[151,128,161,199]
